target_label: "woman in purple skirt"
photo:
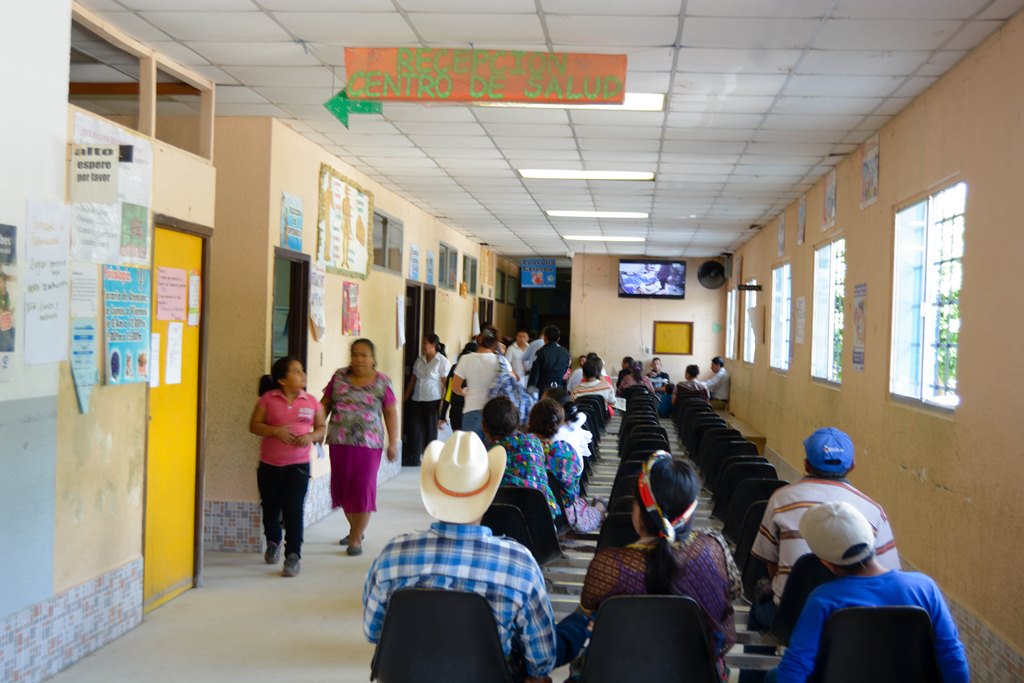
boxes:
[321,338,398,557]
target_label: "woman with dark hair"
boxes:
[249,356,326,576]
[321,338,399,557]
[543,388,593,472]
[616,356,634,391]
[555,454,741,681]
[452,330,501,442]
[481,396,556,515]
[402,333,450,466]
[441,341,477,430]
[528,399,604,532]
[617,359,656,396]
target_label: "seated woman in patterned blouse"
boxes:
[528,398,605,533]
[481,396,557,519]
[554,454,742,682]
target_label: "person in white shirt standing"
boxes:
[505,329,531,387]
[402,334,451,466]
[452,330,502,443]
[705,356,730,408]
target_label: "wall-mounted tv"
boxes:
[618,259,686,299]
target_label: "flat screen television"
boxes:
[617,259,686,299]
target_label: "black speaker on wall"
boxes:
[697,261,727,289]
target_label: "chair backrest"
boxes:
[625,424,668,442]
[614,458,642,480]
[609,474,639,506]
[482,503,533,550]
[371,588,512,683]
[545,471,571,536]
[610,495,635,515]
[491,486,563,566]
[580,596,719,683]
[619,435,670,458]
[810,607,943,683]
[687,416,729,455]
[618,417,659,444]
[769,553,836,646]
[732,500,768,576]
[693,428,742,469]
[706,454,766,493]
[621,447,672,464]
[623,384,655,399]
[596,512,640,550]
[701,438,759,478]
[721,478,787,541]
[712,463,778,518]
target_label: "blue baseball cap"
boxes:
[804,427,855,474]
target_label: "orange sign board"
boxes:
[344,48,627,104]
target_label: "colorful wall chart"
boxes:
[103,265,151,384]
[317,163,374,279]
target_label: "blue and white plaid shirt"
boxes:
[363,522,557,677]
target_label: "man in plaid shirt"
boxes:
[363,431,556,682]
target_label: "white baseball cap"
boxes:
[799,501,876,566]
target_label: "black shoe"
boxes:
[339,534,365,547]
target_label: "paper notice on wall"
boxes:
[797,195,806,246]
[156,267,187,320]
[165,322,183,385]
[187,271,201,326]
[24,201,70,365]
[0,224,18,377]
[70,318,99,413]
[71,202,121,263]
[795,296,807,345]
[309,264,326,340]
[103,265,151,384]
[860,134,879,209]
[396,295,405,348]
[409,243,420,281]
[852,284,867,371]
[823,168,837,230]
[343,281,361,336]
[149,333,160,388]
[70,263,99,318]
[70,144,119,204]
[281,192,303,251]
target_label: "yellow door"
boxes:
[144,227,203,611]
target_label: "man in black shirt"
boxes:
[528,325,571,393]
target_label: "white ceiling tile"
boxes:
[665,112,764,128]
[138,11,291,41]
[581,151,661,163]
[408,13,545,43]
[215,103,291,116]
[94,12,171,41]
[746,141,833,156]
[120,0,256,8]
[399,0,536,11]
[784,74,904,97]
[674,73,788,96]
[662,128,756,141]
[842,130,876,144]
[979,0,1024,19]
[874,97,913,115]
[659,162,735,175]
[546,16,680,46]
[813,20,962,51]
[382,103,479,121]
[394,121,487,135]
[76,0,126,9]
[578,138,661,151]
[410,135,498,149]
[256,86,336,104]
[541,0,680,14]
[662,140,746,154]
[753,128,847,143]
[261,0,393,7]
[148,41,210,66]
[832,0,989,19]
[214,85,270,103]
[762,113,863,130]
[944,21,1006,51]
[624,72,671,92]
[855,115,891,131]
[496,136,578,150]
[569,110,665,126]
[676,48,801,74]
[187,65,241,84]
[892,76,938,98]
[681,18,820,49]
[686,0,832,18]
[187,41,321,66]
[619,48,677,71]
[223,65,336,87]
[796,50,929,76]
[773,96,882,115]
[422,147,506,159]
[483,123,573,137]
[473,108,570,124]
[326,134,414,147]
[272,12,417,43]
[916,51,967,76]
[669,95,776,113]
[70,64,136,83]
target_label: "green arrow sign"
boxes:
[323,89,383,128]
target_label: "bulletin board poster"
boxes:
[0,224,17,373]
[521,258,556,288]
[103,265,151,384]
[309,264,326,341]
[342,281,362,336]
[425,249,435,286]
[480,247,496,289]
[852,284,867,371]
[652,321,693,356]
[71,112,153,266]
[317,163,374,279]
[776,212,786,258]
[822,168,837,230]
[860,134,879,209]
[797,195,807,246]
[281,192,303,251]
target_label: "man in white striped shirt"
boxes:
[750,427,899,620]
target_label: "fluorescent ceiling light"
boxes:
[475,92,664,112]
[563,235,646,242]
[520,169,654,181]
[547,210,649,219]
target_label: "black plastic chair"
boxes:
[721,479,787,541]
[692,428,742,469]
[595,512,640,550]
[712,463,777,519]
[371,589,512,683]
[619,435,670,458]
[732,500,768,578]
[624,424,668,443]
[769,553,836,646]
[621,447,671,464]
[491,486,563,566]
[545,471,572,536]
[614,458,642,480]
[742,545,770,603]
[580,596,719,683]
[482,503,533,550]
[609,474,639,507]
[706,454,766,493]
[810,607,943,683]
[609,495,635,515]
[700,438,760,479]
[687,416,729,455]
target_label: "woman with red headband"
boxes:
[554,453,742,682]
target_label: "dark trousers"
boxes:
[404,399,440,466]
[257,461,310,558]
[449,396,466,430]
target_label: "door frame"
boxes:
[422,284,436,339]
[152,213,212,589]
[273,247,311,368]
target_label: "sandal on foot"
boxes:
[346,545,364,557]
[339,534,365,546]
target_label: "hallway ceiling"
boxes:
[72,0,1023,258]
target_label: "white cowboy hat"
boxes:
[420,431,506,524]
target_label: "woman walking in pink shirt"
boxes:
[249,356,326,577]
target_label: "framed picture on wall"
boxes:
[652,321,694,355]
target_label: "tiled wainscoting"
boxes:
[0,559,143,683]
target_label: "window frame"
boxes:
[811,237,846,385]
[495,268,506,303]
[742,279,758,365]
[770,263,792,372]
[725,288,738,360]
[463,254,478,295]
[371,211,404,274]
[438,241,458,291]
[889,181,966,410]
[507,272,519,306]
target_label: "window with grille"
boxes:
[891,182,966,408]
[438,242,458,290]
[770,264,792,371]
[725,288,738,360]
[372,212,403,273]
[463,255,478,294]
[742,279,758,364]
[812,238,846,383]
